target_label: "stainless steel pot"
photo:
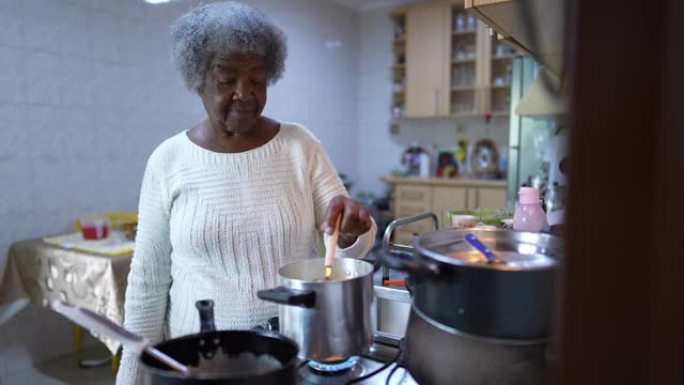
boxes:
[402,305,549,385]
[381,213,563,339]
[257,257,374,362]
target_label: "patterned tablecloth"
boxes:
[0,237,132,354]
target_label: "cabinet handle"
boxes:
[434,89,440,115]
[401,191,425,200]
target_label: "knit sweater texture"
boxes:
[116,123,376,384]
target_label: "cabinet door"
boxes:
[474,187,508,209]
[395,185,432,207]
[394,185,433,225]
[393,185,434,244]
[405,3,450,117]
[467,188,479,210]
[433,186,468,229]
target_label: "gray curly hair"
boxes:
[171,1,287,92]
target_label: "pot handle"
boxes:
[376,248,440,276]
[195,299,216,333]
[380,212,440,275]
[257,286,316,308]
[382,212,439,255]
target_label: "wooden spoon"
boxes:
[324,216,341,279]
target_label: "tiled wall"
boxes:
[0,0,358,379]
[356,5,509,196]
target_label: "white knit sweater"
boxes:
[116,123,376,384]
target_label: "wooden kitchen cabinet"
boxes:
[433,186,468,228]
[477,187,507,209]
[390,1,516,118]
[385,176,507,243]
[393,185,434,244]
[464,0,563,75]
[467,186,508,212]
[395,185,432,216]
[405,3,451,117]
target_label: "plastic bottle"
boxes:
[513,187,548,232]
[419,152,431,177]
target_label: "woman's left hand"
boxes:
[322,195,372,248]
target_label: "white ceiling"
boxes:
[330,0,433,12]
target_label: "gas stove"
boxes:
[295,335,417,385]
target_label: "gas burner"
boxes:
[299,356,364,384]
[308,356,360,374]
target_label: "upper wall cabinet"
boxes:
[464,0,564,75]
[391,1,515,119]
[405,2,451,117]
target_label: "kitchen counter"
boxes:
[382,176,509,241]
[382,175,507,188]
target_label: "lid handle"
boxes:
[195,300,216,333]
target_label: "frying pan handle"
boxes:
[257,286,316,308]
[195,300,216,333]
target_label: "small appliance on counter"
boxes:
[470,138,501,179]
[400,143,431,177]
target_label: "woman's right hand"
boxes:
[322,195,373,248]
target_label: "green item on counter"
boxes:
[448,208,513,227]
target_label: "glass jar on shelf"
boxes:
[466,13,477,31]
[464,66,475,86]
[451,66,462,87]
[467,43,477,60]
[452,41,464,61]
[454,12,465,32]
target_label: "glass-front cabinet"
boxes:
[450,7,478,115]
[390,1,516,119]
[390,12,406,118]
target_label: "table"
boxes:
[0,237,132,355]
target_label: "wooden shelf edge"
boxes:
[451,59,477,64]
[450,112,479,117]
[382,175,507,188]
[452,30,477,36]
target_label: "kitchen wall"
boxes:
[0,0,358,380]
[356,4,509,196]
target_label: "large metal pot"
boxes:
[402,305,550,385]
[140,300,299,385]
[257,257,374,362]
[381,213,563,340]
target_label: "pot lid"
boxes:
[414,229,562,271]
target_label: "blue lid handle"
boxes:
[465,233,503,264]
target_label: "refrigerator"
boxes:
[506,56,567,212]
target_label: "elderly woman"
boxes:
[116,2,376,384]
